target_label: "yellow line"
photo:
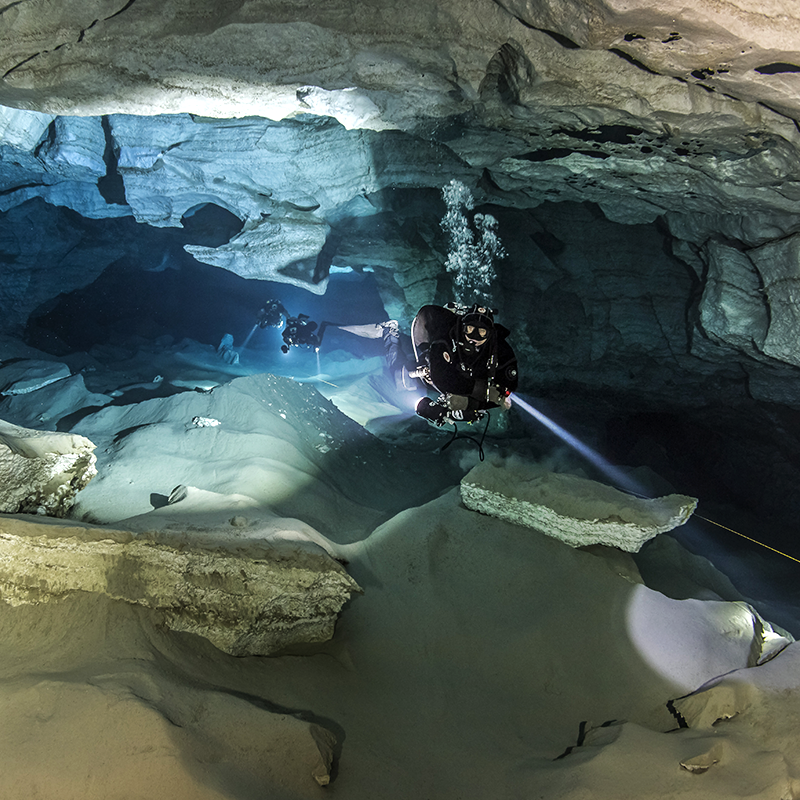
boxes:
[696,514,800,564]
[618,482,800,565]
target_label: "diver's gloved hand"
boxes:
[488,386,512,409]
[446,394,469,411]
[408,364,430,381]
[487,386,503,405]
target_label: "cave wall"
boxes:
[1,102,796,414]
[4,0,800,535]
[4,0,800,403]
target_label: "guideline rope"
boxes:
[617,484,800,565]
[694,513,800,565]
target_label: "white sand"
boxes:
[0,366,799,799]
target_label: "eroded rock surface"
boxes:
[461,461,697,551]
[0,419,96,517]
[0,514,361,656]
[3,0,800,562]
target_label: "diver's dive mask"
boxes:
[459,306,495,351]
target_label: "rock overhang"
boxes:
[3,0,800,230]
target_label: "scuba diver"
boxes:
[410,302,518,426]
[281,313,320,353]
[257,298,288,329]
[321,319,421,394]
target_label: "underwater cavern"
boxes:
[3,1,800,797]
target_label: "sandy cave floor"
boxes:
[2,293,800,798]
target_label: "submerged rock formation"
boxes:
[0,514,360,657]
[460,461,697,551]
[2,0,800,540]
[0,419,96,516]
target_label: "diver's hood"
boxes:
[460,307,495,333]
[457,305,496,351]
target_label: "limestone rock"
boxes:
[747,234,800,368]
[0,663,339,795]
[0,373,112,430]
[4,1,800,256]
[0,419,97,517]
[495,0,800,120]
[672,639,800,733]
[0,514,361,657]
[698,239,768,359]
[0,106,53,149]
[460,462,697,552]
[0,359,71,395]
[36,115,107,178]
[186,215,331,290]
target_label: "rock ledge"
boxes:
[0,515,361,656]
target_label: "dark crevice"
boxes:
[491,1,580,49]
[756,100,798,124]
[104,0,138,21]
[223,688,346,784]
[33,119,56,158]
[609,48,661,75]
[554,720,588,759]
[180,203,243,247]
[555,125,646,145]
[78,20,99,43]
[113,423,154,444]
[313,232,342,284]
[4,13,97,76]
[755,63,800,75]
[518,148,609,161]
[0,182,46,197]
[539,28,580,49]
[3,51,41,79]
[666,699,690,728]
[0,1,26,15]
[554,719,618,760]
[530,229,566,257]
[97,115,127,206]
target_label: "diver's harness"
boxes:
[411,302,510,461]
[411,302,508,406]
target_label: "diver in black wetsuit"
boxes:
[281,314,320,353]
[410,303,518,426]
[257,299,288,329]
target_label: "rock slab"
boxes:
[0,418,97,517]
[0,515,361,656]
[460,462,697,552]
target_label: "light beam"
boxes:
[510,394,645,496]
[240,323,258,349]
